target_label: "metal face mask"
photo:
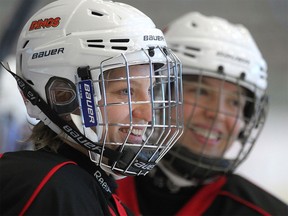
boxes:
[44,47,183,176]
[162,71,267,182]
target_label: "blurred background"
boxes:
[0,0,287,203]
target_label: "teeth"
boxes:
[191,126,220,140]
[131,129,143,136]
[121,128,143,136]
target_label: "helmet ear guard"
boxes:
[45,77,79,117]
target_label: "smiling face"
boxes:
[179,76,246,158]
[98,64,154,150]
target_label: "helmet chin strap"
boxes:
[70,114,101,143]
[70,113,109,170]
[69,113,101,165]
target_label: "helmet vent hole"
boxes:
[91,11,104,17]
[88,44,105,48]
[240,72,246,80]
[110,39,129,50]
[191,22,197,27]
[184,53,196,58]
[23,40,29,49]
[110,39,130,43]
[87,39,103,43]
[186,46,200,52]
[87,39,104,48]
[111,46,128,50]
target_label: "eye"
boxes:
[197,86,209,96]
[228,95,246,113]
[231,99,240,107]
[122,88,129,95]
[121,88,133,96]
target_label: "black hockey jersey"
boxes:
[117,168,288,215]
[0,145,132,216]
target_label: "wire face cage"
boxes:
[61,47,184,176]
[161,68,268,181]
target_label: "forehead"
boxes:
[104,64,151,79]
[183,75,245,93]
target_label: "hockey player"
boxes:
[0,0,183,215]
[117,12,288,215]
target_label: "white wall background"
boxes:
[236,104,288,203]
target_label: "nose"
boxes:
[132,97,153,122]
[204,96,226,121]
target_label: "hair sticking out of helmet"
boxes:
[15,0,183,177]
[161,12,268,184]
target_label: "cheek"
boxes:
[227,116,245,135]
[104,104,129,124]
[183,103,198,122]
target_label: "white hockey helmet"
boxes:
[15,0,183,176]
[161,12,268,182]
[164,12,267,93]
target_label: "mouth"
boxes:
[119,127,146,144]
[120,128,144,136]
[190,125,222,145]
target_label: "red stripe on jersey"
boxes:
[219,191,271,216]
[19,161,77,216]
[117,177,141,215]
[176,176,227,216]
